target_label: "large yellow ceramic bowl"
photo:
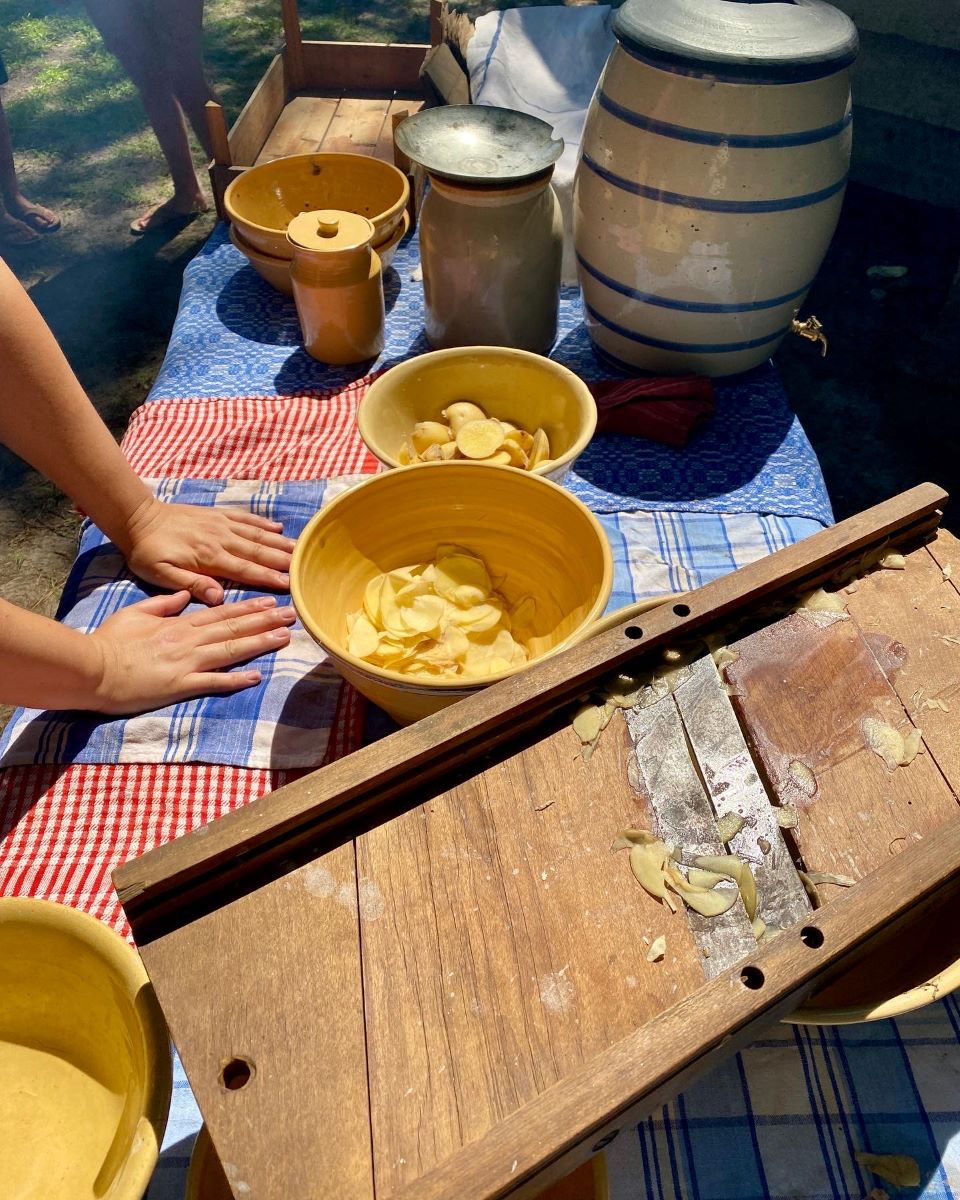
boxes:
[290,462,613,725]
[0,898,171,1200]
[224,152,410,261]
[229,210,411,297]
[357,346,598,485]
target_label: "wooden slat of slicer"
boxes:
[114,483,960,1200]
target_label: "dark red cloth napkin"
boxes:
[589,375,715,448]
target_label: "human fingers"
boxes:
[224,511,296,547]
[188,594,282,626]
[125,590,193,617]
[166,668,268,701]
[192,623,293,672]
[150,564,225,606]
[198,550,291,594]
[225,533,294,573]
[191,605,297,648]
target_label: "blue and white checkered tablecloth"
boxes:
[39,221,954,1199]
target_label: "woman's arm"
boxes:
[0,592,296,714]
[0,258,294,603]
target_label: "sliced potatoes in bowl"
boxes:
[290,462,612,724]
[357,346,597,484]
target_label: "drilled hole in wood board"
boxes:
[220,1057,255,1091]
[592,1130,619,1152]
[801,926,825,949]
[740,965,765,990]
[625,627,643,640]
[673,603,691,616]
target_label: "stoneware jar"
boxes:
[419,168,563,354]
[573,0,858,376]
[287,208,385,365]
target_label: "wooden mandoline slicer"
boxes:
[114,482,960,1200]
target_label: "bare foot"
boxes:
[0,210,40,247]
[129,194,209,236]
[6,195,61,234]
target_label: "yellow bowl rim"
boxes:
[229,207,411,266]
[223,152,411,242]
[786,955,960,1026]
[356,345,599,478]
[0,896,173,1194]
[290,461,613,691]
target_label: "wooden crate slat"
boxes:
[228,53,288,169]
[321,96,392,154]
[300,41,430,93]
[255,95,339,163]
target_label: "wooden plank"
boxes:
[301,41,430,94]
[114,484,949,943]
[208,162,246,220]
[228,53,287,168]
[321,97,392,155]
[140,841,373,1200]
[280,0,306,92]
[385,824,960,1200]
[673,654,811,933]
[623,694,757,974]
[843,534,960,794]
[376,100,424,166]
[256,95,339,163]
[359,717,706,1195]
[421,42,471,105]
[206,100,231,167]
[725,607,960,887]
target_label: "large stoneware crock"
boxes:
[574,0,857,376]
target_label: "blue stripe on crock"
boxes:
[585,301,789,353]
[581,152,847,213]
[597,91,852,148]
[616,37,857,84]
[577,253,813,313]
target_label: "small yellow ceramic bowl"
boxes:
[0,898,171,1200]
[357,346,598,485]
[229,210,410,297]
[290,462,613,725]
[224,152,410,261]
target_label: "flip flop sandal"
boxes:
[129,202,208,237]
[0,220,41,247]
[17,209,61,235]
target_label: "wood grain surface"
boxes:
[357,716,706,1194]
[139,842,372,1200]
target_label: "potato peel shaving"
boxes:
[854,1153,920,1188]
[646,935,666,963]
[861,717,923,769]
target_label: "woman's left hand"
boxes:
[121,498,295,604]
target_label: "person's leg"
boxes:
[0,84,59,242]
[158,0,217,158]
[83,0,207,231]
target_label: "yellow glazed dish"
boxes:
[0,897,172,1200]
[357,345,598,485]
[230,210,410,297]
[224,152,410,261]
[290,462,613,725]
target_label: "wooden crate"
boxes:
[114,484,960,1200]
[204,0,449,216]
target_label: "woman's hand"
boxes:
[88,591,296,714]
[120,497,295,605]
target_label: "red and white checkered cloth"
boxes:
[121,377,380,481]
[1,375,381,932]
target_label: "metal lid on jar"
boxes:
[613,0,858,83]
[286,209,376,252]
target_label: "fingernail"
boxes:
[202,586,221,604]
[246,671,262,684]
[278,573,291,586]
[271,627,292,642]
[277,606,296,621]
[258,596,278,608]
